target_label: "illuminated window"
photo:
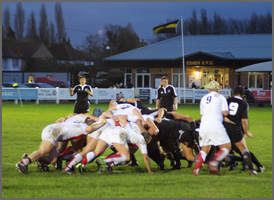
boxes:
[249,73,263,89]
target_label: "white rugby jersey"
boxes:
[111,103,140,122]
[200,91,228,124]
[64,115,86,124]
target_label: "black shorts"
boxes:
[223,122,244,143]
[74,101,90,114]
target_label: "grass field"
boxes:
[2,101,272,198]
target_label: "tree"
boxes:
[39,3,49,45]
[264,11,272,33]
[81,33,107,67]
[248,13,258,34]
[105,23,146,55]
[14,2,25,41]
[213,12,227,34]
[187,9,199,35]
[55,2,67,43]
[3,6,11,38]
[49,20,56,46]
[26,10,38,41]
[199,8,211,35]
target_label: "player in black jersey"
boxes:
[223,86,259,175]
[150,116,197,170]
[156,76,178,112]
[69,75,93,114]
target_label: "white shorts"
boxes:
[41,123,87,146]
[98,127,127,147]
[199,121,230,147]
[41,124,62,146]
[88,123,108,139]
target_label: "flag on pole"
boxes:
[153,20,180,34]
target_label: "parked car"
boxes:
[2,82,29,88]
[34,77,70,88]
[25,83,55,88]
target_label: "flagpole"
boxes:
[181,16,186,104]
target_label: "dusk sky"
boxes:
[2,2,272,47]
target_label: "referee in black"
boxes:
[69,75,93,114]
[156,76,178,112]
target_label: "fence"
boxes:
[2,87,272,105]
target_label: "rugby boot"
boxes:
[208,162,221,175]
[16,162,28,174]
[249,169,258,175]
[37,161,49,172]
[56,156,62,170]
[62,166,75,175]
[75,163,85,174]
[257,166,265,173]
[187,161,193,168]
[192,169,199,176]
[229,161,238,171]
[128,161,139,167]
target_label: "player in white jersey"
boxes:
[108,101,147,124]
[109,100,159,136]
[15,114,96,174]
[62,112,120,173]
[63,109,154,174]
[79,118,153,174]
[193,81,231,175]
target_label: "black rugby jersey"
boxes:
[227,96,248,126]
[73,84,93,102]
[157,85,177,110]
[155,119,189,141]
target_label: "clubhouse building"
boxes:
[104,34,272,90]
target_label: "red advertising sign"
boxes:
[251,90,271,101]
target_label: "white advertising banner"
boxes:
[38,88,57,100]
[194,89,231,99]
[115,88,134,100]
[58,88,76,100]
[96,88,115,100]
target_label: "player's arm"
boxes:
[156,99,160,109]
[145,118,159,135]
[85,86,93,96]
[69,87,74,96]
[142,153,153,174]
[133,108,147,126]
[242,118,253,138]
[85,118,106,133]
[112,115,128,126]
[156,88,161,109]
[173,97,178,111]
[222,110,228,117]
[126,98,140,104]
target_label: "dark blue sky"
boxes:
[2,2,272,47]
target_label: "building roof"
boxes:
[235,61,272,72]
[49,43,89,61]
[2,42,49,58]
[104,34,272,61]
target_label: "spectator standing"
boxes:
[156,76,178,112]
[69,75,93,114]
